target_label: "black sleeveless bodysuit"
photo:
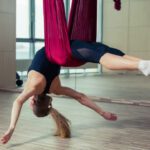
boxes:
[28,47,61,93]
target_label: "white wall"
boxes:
[0,0,16,88]
[102,0,150,72]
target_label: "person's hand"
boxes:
[101,111,118,121]
[0,128,14,144]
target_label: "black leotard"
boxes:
[71,40,125,63]
[28,47,60,93]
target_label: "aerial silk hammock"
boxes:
[114,0,121,10]
[43,0,121,67]
[43,0,97,67]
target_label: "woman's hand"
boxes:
[1,128,14,144]
[101,111,118,121]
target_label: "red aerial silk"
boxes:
[114,0,121,11]
[43,0,97,67]
[68,0,97,42]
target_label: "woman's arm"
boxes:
[56,85,105,115]
[51,76,104,115]
[0,86,36,144]
[1,71,45,144]
[51,76,117,121]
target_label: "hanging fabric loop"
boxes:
[114,0,121,11]
[68,0,97,42]
[43,0,97,67]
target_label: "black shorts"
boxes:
[71,40,125,63]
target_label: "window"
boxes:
[16,43,30,59]
[16,0,30,60]
[16,0,30,38]
[35,0,44,39]
[35,42,44,52]
[16,0,69,60]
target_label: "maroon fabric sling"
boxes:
[43,0,97,67]
[68,0,97,42]
[114,0,121,11]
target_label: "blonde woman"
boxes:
[1,40,150,144]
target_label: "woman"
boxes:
[1,40,149,144]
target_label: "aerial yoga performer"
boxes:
[1,0,150,144]
[44,0,150,74]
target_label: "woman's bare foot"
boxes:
[101,112,117,121]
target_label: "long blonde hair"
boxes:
[50,108,71,138]
[33,94,71,138]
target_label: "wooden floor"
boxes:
[0,91,150,150]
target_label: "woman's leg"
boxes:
[123,55,141,62]
[100,53,150,76]
[100,53,139,70]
